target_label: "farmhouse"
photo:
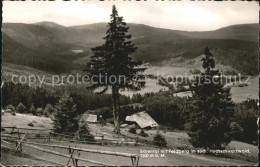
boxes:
[79,113,98,125]
[125,111,158,129]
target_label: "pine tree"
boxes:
[53,92,78,134]
[17,103,26,113]
[187,47,234,150]
[77,124,94,141]
[86,5,145,134]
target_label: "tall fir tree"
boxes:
[187,47,234,150]
[86,5,145,134]
[53,92,78,134]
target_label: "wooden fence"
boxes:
[2,126,140,166]
[2,126,138,145]
[21,141,139,166]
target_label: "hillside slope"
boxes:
[2,22,258,74]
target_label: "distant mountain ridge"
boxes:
[2,22,258,74]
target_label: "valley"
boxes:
[2,22,258,75]
[1,21,258,166]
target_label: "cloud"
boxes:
[141,3,222,31]
[46,2,110,24]
[3,1,110,26]
[3,1,258,31]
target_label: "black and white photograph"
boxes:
[1,0,259,166]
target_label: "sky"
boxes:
[3,0,259,31]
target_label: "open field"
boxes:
[173,76,258,103]
[230,76,258,103]
[1,113,257,165]
[1,147,60,166]
[94,79,169,98]
[1,113,53,129]
[146,59,237,76]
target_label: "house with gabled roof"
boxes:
[125,111,158,129]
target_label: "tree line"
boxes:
[3,81,257,145]
[1,82,131,116]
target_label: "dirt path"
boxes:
[1,147,61,166]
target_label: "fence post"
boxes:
[101,136,104,146]
[75,152,80,166]
[48,132,52,142]
[73,158,78,166]
[8,127,15,140]
[18,130,22,152]
[68,146,71,154]
[131,155,140,167]
[16,132,27,153]
[135,137,139,146]
[17,130,21,140]
[66,148,75,166]
[67,148,79,167]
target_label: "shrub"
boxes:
[53,92,78,134]
[29,104,36,115]
[77,124,94,141]
[36,108,44,116]
[7,105,16,115]
[44,104,55,117]
[6,105,16,112]
[128,127,136,134]
[99,117,106,126]
[28,122,34,127]
[230,122,243,140]
[234,99,258,144]
[44,111,50,117]
[139,129,148,137]
[16,103,26,113]
[154,133,167,147]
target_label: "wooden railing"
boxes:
[1,126,140,166]
[2,126,138,145]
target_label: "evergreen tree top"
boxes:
[86,5,146,92]
[111,5,118,17]
[202,46,216,74]
[188,46,235,150]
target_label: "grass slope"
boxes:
[1,113,257,165]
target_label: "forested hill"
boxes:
[2,22,258,75]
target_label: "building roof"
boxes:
[125,111,158,128]
[79,113,98,123]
